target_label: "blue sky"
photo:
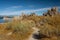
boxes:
[0,0,60,15]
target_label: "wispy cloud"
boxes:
[58,7,60,9]
[0,7,51,15]
[6,6,23,9]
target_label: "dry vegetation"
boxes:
[0,7,60,40]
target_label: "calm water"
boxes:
[0,19,5,23]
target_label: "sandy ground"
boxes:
[27,27,39,40]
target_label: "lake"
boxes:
[0,18,13,23]
[0,19,5,23]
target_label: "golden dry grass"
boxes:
[0,12,60,40]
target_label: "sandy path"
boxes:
[27,27,39,40]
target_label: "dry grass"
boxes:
[0,12,60,40]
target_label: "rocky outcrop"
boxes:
[43,7,59,16]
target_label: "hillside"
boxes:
[0,7,60,40]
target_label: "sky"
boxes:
[0,0,60,16]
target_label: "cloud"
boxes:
[0,7,51,15]
[6,6,23,9]
[58,7,60,9]
[11,6,23,8]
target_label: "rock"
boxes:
[43,7,59,16]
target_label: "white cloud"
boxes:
[6,6,23,9]
[1,6,60,15]
[58,7,60,9]
[0,7,51,15]
[11,6,23,8]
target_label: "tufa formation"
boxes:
[43,7,59,16]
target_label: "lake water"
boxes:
[0,19,12,23]
[0,19,5,23]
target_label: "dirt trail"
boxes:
[27,27,39,40]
